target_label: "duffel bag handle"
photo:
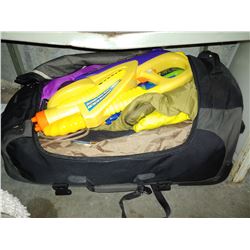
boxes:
[119,184,171,218]
[15,72,48,86]
[198,50,222,75]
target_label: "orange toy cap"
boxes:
[34,124,41,132]
[31,111,49,131]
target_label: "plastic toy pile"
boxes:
[33,49,198,156]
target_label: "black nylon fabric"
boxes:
[15,72,47,86]
[1,84,41,134]
[6,129,225,185]
[189,53,243,109]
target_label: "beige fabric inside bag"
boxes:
[41,122,192,157]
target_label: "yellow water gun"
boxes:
[32,52,193,136]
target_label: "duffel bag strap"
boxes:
[151,184,171,218]
[119,185,152,218]
[119,184,171,218]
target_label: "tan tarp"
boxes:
[42,122,192,157]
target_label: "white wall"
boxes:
[229,41,250,158]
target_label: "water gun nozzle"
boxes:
[31,111,49,131]
[35,124,42,132]
[31,117,37,123]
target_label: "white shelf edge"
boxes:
[1,32,250,50]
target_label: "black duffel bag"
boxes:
[1,49,244,217]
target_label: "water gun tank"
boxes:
[32,51,193,136]
[32,61,138,136]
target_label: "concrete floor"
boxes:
[1,87,250,218]
[1,162,250,218]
